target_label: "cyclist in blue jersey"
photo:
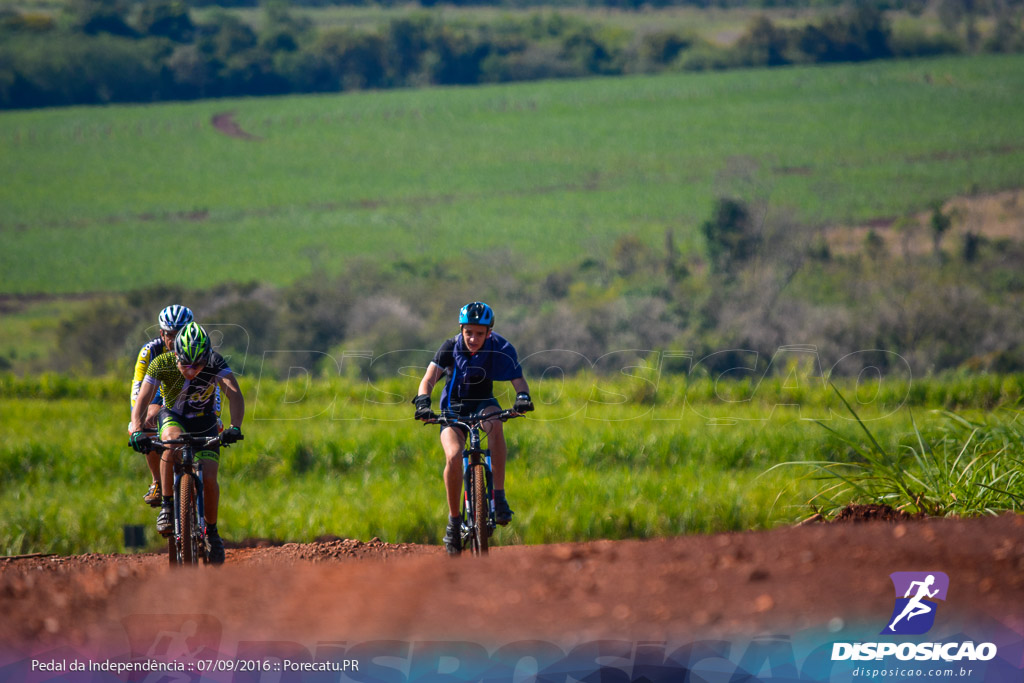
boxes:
[414,302,534,556]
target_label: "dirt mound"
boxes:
[210,111,260,140]
[225,536,439,563]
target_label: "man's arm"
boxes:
[130,380,158,434]
[218,372,245,429]
[130,344,153,408]
[511,377,530,395]
[413,363,445,419]
[417,363,445,397]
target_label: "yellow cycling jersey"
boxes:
[130,337,167,409]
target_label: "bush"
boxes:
[701,198,761,275]
[135,0,195,42]
[679,43,737,71]
[0,33,165,108]
[638,30,692,68]
[889,27,961,58]
[1,11,56,33]
[983,17,1024,53]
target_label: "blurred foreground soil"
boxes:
[1,513,1022,654]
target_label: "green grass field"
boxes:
[2,372,1021,556]
[2,54,1023,295]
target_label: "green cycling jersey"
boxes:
[143,351,232,418]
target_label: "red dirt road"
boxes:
[2,514,1023,657]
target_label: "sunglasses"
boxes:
[176,356,206,369]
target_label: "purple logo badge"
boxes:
[882,572,949,635]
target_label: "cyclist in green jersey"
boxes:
[128,322,244,564]
[129,304,194,507]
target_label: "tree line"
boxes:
[2,0,1022,109]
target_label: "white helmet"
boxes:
[158,305,194,332]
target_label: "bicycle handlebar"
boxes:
[151,433,243,451]
[419,409,524,429]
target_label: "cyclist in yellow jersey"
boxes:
[129,305,193,507]
[129,322,244,564]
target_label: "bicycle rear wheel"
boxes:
[471,463,489,555]
[179,475,197,565]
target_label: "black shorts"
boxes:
[158,408,220,462]
[440,397,501,436]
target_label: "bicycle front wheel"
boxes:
[179,475,198,565]
[470,463,489,555]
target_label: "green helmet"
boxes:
[173,321,211,366]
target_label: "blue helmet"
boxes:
[459,301,494,327]
[158,305,194,332]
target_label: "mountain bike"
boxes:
[151,432,242,568]
[421,409,523,555]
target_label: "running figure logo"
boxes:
[882,572,950,635]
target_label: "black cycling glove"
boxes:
[129,431,152,454]
[513,392,535,413]
[221,426,243,445]
[413,394,432,420]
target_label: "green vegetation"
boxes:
[3,372,1020,556]
[2,56,1023,382]
[198,5,833,40]
[774,385,1024,517]
[2,20,1021,556]
[2,0,1021,109]
[2,54,1023,294]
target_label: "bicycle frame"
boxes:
[152,433,222,567]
